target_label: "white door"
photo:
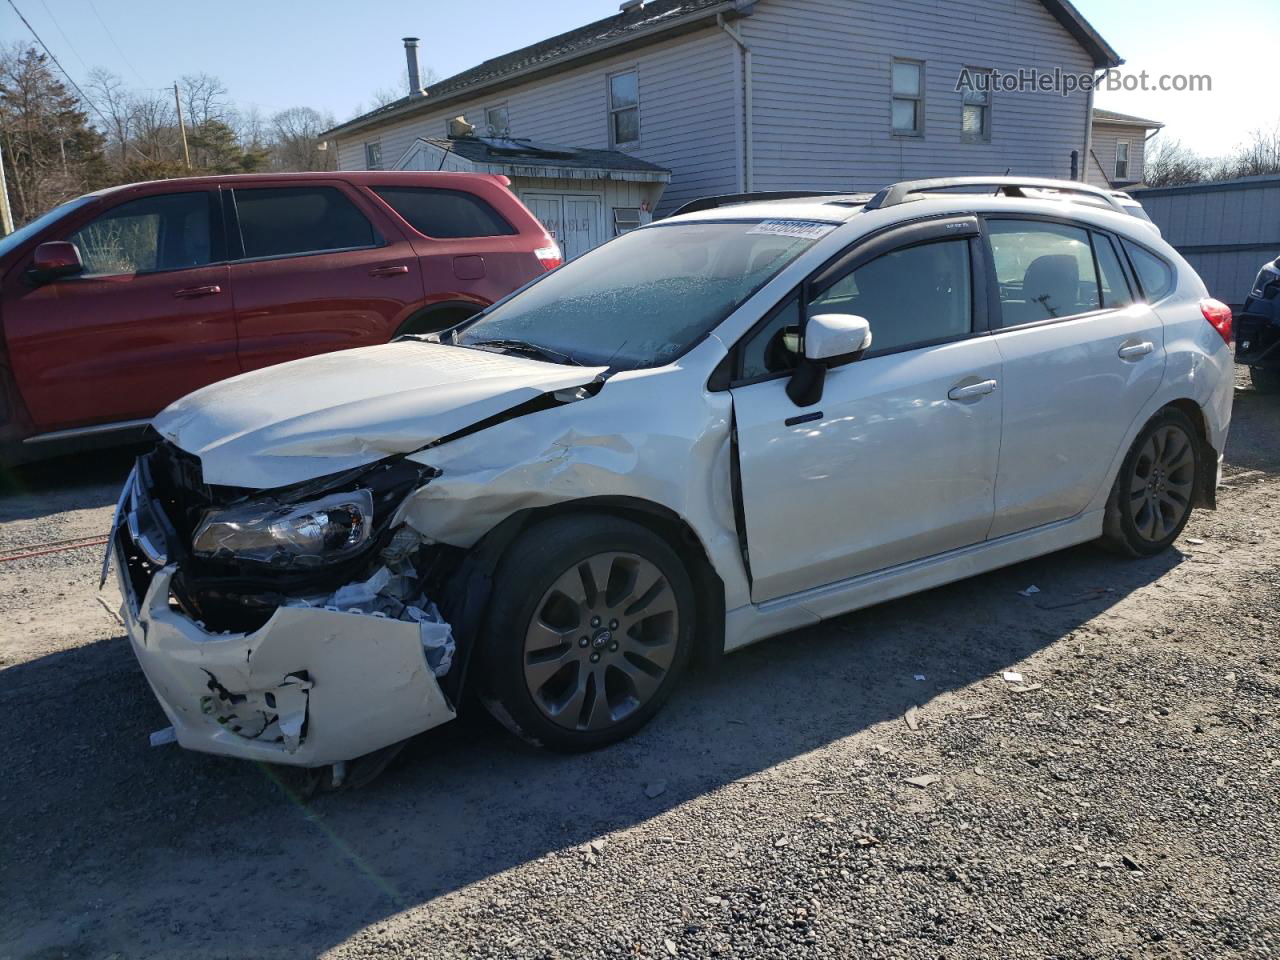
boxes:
[729,224,1003,603]
[982,219,1166,538]
[523,193,603,262]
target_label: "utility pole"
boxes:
[173,82,191,170]
[0,137,14,235]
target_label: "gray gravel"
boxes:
[2,371,1278,960]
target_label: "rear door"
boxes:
[226,181,423,373]
[982,217,1165,537]
[2,188,236,431]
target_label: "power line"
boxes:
[86,0,147,87]
[36,0,89,76]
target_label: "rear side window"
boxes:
[373,186,516,239]
[234,186,376,259]
[1093,233,1134,308]
[68,192,212,277]
[1121,239,1175,301]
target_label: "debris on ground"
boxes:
[904,706,920,731]
[644,781,668,799]
[904,774,942,789]
[1003,671,1024,683]
[1018,585,1041,596]
[148,726,177,748]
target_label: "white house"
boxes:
[323,0,1122,254]
[1087,108,1164,188]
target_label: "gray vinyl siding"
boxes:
[335,27,738,215]
[1087,122,1147,187]
[743,0,1093,191]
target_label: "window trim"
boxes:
[60,189,225,280]
[1115,140,1130,181]
[607,67,641,147]
[364,140,383,170]
[1090,230,1136,309]
[483,102,510,137]
[960,66,992,143]
[224,184,385,264]
[890,57,926,138]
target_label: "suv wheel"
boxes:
[1101,408,1200,556]
[480,514,694,752]
[1250,365,1280,394]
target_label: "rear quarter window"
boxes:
[1121,239,1175,301]
[373,186,517,239]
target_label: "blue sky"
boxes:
[1,0,1274,155]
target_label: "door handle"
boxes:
[1117,340,1155,361]
[173,284,221,298]
[947,378,998,401]
[369,265,410,277]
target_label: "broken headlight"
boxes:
[191,490,374,568]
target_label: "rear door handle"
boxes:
[369,265,410,277]
[173,284,221,298]
[948,378,998,401]
[1118,340,1155,361]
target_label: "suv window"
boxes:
[68,192,212,277]
[1121,239,1175,300]
[808,238,972,355]
[234,186,376,259]
[373,186,516,239]
[1093,233,1134,308]
[988,220,1100,324]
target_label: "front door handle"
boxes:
[369,265,410,277]
[173,284,221,298]
[1118,340,1155,361]
[948,378,998,401]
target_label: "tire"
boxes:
[478,513,695,752]
[1249,365,1280,394]
[1100,407,1200,557]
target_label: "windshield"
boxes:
[451,219,833,369]
[0,196,95,260]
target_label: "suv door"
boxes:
[2,189,235,432]
[225,182,423,372]
[982,218,1165,537]
[728,217,1003,603]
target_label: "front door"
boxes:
[729,223,1003,603]
[523,193,603,261]
[1,189,237,431]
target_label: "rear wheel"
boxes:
[1100,408,1200,556]
[1250,365,1280,394]
[480,514,694,752]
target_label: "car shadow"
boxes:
[0,537,1181,958]
[0,446,138,523]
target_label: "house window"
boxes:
[961,68,991,142]
[613,207,648,236]
[364,141,383,170]
[609,70,640,146]
[1115,141,1131,180]
[485,104,510,137]
[891,59,924,136]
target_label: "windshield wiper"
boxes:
[465,338,583,366]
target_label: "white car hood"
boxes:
[153,341,606,488]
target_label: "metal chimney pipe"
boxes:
[403,37,422,95]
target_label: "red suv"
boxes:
[0,171,560,464]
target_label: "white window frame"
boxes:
[891,58,925,137]
[364,140,383,170]
[1115,140,1131,180]
[608,68,641,147]
[960,67,992,143]
[484,103,510,137]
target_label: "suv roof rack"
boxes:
[864,177,1128,213]
[670,191,856,217]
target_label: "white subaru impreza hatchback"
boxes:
[110,177,1234,776]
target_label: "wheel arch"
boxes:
[394,299,486,338]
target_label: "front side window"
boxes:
[485,104,510,136]
[1115,140,1130,180]
[234,186,376,259]
[961,68,992,142]
[1122,239,1175,300]
[891,59,924,136]
[452,219,828,369]
[809,239,972,354]
[609,70,640,146]
[373,186,515,239]
[364,141,383,170]
[988,220,1100,324]
[67,192,212,277]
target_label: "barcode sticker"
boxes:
[747,220,837,240]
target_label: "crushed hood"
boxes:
[153,341,606,488]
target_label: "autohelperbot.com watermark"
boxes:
[956,67,1212,98]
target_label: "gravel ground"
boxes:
[2,369,1278,960]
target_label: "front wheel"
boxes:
[479,514,695,752]
[1250,365,1280,394]
[1100,408,1200,556]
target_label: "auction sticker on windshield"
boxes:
[747,220,838,240]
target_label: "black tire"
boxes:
[478,513,695,752]
[1249,365,1280,394]
[1100,407,1200,557]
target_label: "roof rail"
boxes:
[670,191,852,217]
[864,177,1128,213]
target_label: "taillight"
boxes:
[534,242,562,271]
[1200,298,1233,345]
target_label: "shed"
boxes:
[393,135,671,261]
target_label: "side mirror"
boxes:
[29,241,84,284]
[787,314,873,407]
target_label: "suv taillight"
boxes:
[534,242,562,271]
[1200,298,1233,345]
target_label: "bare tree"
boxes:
[179,72,230,129]
[1143,136,1212,188]
[271,106,336,171]
[87,67,133,168]
[1220,122,1280,179]
[365,65,440,113]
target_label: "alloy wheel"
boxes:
[1128,424,1195,543]
[522,551,679,732]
